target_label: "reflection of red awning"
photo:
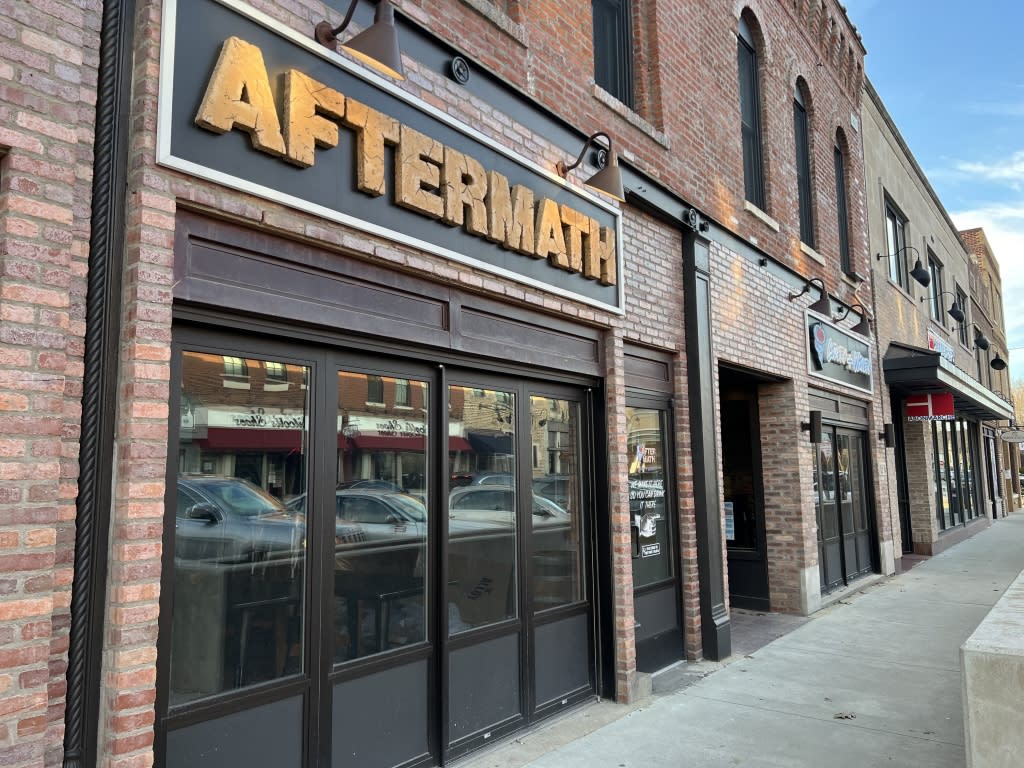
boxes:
[201,427,302,451]
[448,437,472,452]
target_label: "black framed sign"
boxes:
[157,0,623,311]
[806,313,873,394]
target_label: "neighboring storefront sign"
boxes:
[999,428,1024,443]
[157,0,622,310]
[906,392,955,421]
[806,315,873,393]
[927,328,956,363]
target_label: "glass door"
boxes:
[627,404,683,672]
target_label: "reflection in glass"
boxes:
[334,372,428,663]
[447,385,517,632]
[818,433,838,540]
[170,352,308,707]
[531,396,583,610]
[627,407,672,587]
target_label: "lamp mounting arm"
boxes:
[556,132,613,177]
[787,276,825,302]
[315,0,361,46]
[875,244,920,262]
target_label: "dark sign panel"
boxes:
[806,314,873,393]
[157,0,622,310]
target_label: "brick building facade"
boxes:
[0,1,921,767]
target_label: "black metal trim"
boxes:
[63,1,136,765]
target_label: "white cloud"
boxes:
[957,151,1024,182]
[949,205,1024,385]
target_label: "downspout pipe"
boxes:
[63,0,135,765]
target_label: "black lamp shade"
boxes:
[583,149,625,201]
[975,331,990,351]
[850,314,871,336]
[910,258,930,287]
[808,292,831,316]
[948,303,966,324]
[991,354,1007,371]
[341,1,405,80]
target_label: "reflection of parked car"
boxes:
[175,475,303,563]
[285,489,428,550]
[447,486,569,529]
[449,472,514,488]
[336,478,405,493]
[532,475,571,508]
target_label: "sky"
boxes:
[843,0,1024,394]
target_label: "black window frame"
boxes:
[738,17,765,209]
[955,286,969,346]
[835,140,852,275]
[592,0,635,109]
[794,87,814,248]
[927,251,944,326]
[884,199,910,291]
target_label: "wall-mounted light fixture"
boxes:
[919,290,965,324]
[875,244,930,288]
[832,302,871,336]
[991,351,1007,371]
[964,322,990,351]
[788,277,831,316]
[801,410,823,444]
[555,132,625,202]
[878,423,895,448]
[315,0,405,80]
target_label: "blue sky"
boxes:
[844,0,1024,391]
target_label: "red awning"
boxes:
[201,427,303,451]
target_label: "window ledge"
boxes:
[590,84,670,149]
[456,0,527,47]
[744,201,780,232]
[800,241,826,265]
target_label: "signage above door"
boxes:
[157,0,623,311]
[806,315,873,394]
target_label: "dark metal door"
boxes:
[816,428,873,593]
[628,404,684,672]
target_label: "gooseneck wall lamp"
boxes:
[991,351,1007,371]
[965,323,991,351]
[875,244,930,288]
[788,276,831,316]
[920,290,965,324]
[315,0,405,80]
[832,303,871,336]
[556,132,625,202]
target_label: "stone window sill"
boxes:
[591,85,670,149]
[744,201,780,232]
[457,0,527,47]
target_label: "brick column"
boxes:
[903,420,938,553]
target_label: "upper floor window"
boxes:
[793,85,814,247]
[366,375,384,404]
[955,286,969,346]
[395,378,411,407]
[592,0,634,109]
[737,15,765,209]
[884,200,909,291]
[927,252,944,325]
[834,135,852,274]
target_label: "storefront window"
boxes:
[170,352,308,707]
[932,418,979,530]
[334,371,429,663]
[627,407,673,587]
[447,385,518,632]
[531,396,584,609]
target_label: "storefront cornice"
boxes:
[883,343,1014,421]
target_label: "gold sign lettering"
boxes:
[194,37,617,287]
[195,37,286,156]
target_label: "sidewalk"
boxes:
[461,512,1024,768]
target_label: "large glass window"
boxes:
[794,87,814,248]
[592,0,634,108]
[884,201,909,290]
[447,385,518,632]
[334,371,429,663]
[932,418,979,530]
[170,352,308,707]
[738,16,765,208]
[928,251,945,325]
[835,138,851,274]
[531,396,584,610]
[627,406,673,587]
[956,286,969,346]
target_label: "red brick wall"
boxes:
[0,2,101,766]
[0,0,877,764]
